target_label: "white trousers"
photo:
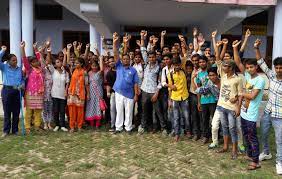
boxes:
[115,92,134,131]
[211,109,220,144]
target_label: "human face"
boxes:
[191,56,199,68]
[173,63,181,72]
[208,57,215,65]
[108,58,115,68]
[70,53,75,66]
[162,47,170,55]
[122,55,130,66]
[274,64,282,77]
[174,43,180,51]
[8,56,18,68]
[199,59,207,70]
[163,56,172,66]
[75,60,82,69]
[156,52,162,59]
[55,59,62,68]
[185,66,193,75]
[91,63,99,72]
[171,46,178,54]
[31,59,40,68]
[58,53,64,61]
[103,56,109,66]
[135,49,141,53]
[148,54,156,64]
[88,53,94,62]
[204,48,211,57]
[223,53,231,61]
[134,54,142,64]
[245,64,258,76]
[208,72,218,83]
[129,52,135,60]
[222,64,231,74]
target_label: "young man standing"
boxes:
[168,57,189,142]
[233,40,265,170]
[196,56,217,143]
[254,39,282,175]
[112,32,139,134]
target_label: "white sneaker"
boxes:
[259,152,272,161]
[61,127,68,132]
[276,162,282,175]
[53,126,60,132]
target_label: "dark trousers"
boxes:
[158,88,168,129]
[190,94,201,136]
[133,93,142,127]
[241,117,260,164]
[141,91,165,130]
[201,103,216,138]
[2,87,20,134]
[53,98,67,128]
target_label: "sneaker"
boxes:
[113,130,122,135]
[53,126,60,132]
[138,126,145,135]
[208,143,218,149]
[276,162,282,175]
[109,127,115,132]
[61,127,68,132]
[259,152,272,161]
[162,129,168,136]
[169,131,175,137]
[238,144,246,154]
[1,133,8,138]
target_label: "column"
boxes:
[9,0,21,59]
[22,0,34,56]
[272,0,282,60]
[89,24,101,53]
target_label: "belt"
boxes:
[3,85,19,90]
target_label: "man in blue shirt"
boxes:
[0,45,23,137]
[233,40,265,170]
[112,33,139,133]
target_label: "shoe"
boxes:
[69,129,75,133]
[109,127,115,132]
[202,137,209,144]
[1,133,8,138]
[238,144,246,154]
[162,129,168,136]
[53,126,60,132]
[208,143,218,149]
[61,127,68,132]
[259,152,272,161]
[276,162,282,175]
[138,126,145,135]
[169,131,175,137]
[43,124,48,130]
[113,130,121,135]
[192,135,200,141]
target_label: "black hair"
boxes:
[210,55,215,58]
[199,55,208,62]
[172,57,181,65]
[57,51,64,56]
[147,51,156,56]
[191,54,200,60]
[274,57,282,66]
[91,60,100,70]
[77,57,85,67]
[185,60,193,67]
[28,56,38,64]
[162,53,172,59]
[108,56,114,60]
[129,49,135,53]
[7,54,16,61]
[122,53,130,58]
[244,58,257,66]
[207,67,218,75]
[162,45,170,52]
[89,51,94,56]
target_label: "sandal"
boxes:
[216,148,228,153]
[247,162,261,170]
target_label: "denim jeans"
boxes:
[172,99,189,136]
[217,106,238,143]
[260,112,282,163]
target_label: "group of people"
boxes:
[1,28,282,174]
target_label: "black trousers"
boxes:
[189,93,201,136]
[2,87,20,134]
[201,103,216,138]
[158,88,168,130]
[53,98,67,127]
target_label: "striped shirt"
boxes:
[258,58,282,119]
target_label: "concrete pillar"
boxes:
[272,0,282,60]
[9,0,21,61]
[89,24,101,53]
[22,0,34,56]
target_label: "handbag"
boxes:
[92,78,107,111]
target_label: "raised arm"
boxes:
[179,34,187,57]
[215,41,223,62]
[254,39,262,60]
[232,40,245,73]
[123,34,130,55]
[140,30,148,63]
[193,28,199,52]
[220,38,228,60]
[93,43,100,57]
[62,47,67,67]
[0,46,7,70]
[73,41,79,58]
[98,55,104,72]
[160,30,166,49]
[84,43,90,62]
[66,43,72,66]
[211,30,217,53]
[113,32,120,62]
[240,29,251,52]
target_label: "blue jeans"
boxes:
[172,99,189,136]
[260,112,282,163]
[217,106,238,143]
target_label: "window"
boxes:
[63,31,89,51]
[35,5,63,20]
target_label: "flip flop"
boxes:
[247,163,261,170]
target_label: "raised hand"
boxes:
[245,29,251,38]
[149,35,155,42]
[232,40,241,48]
[188,43,193,50]
[211,30,217,38]
[73,41,77,47]
[140,30,147,38]
[136,40,141,47]
[93,42,98,49]
[86,43,90,49]
[254,39,262,48]
[161,30,166,37]
[38,46,43,53]
[1,45,7,51]
[216,41,223,47]
[153,37,159,44]
[178,34,185,42]
[101,35,104,41]
[77,42,83,51]
[193,27,198,37]
[113,32,119,43]
[20,41,26,48]
[47,47,52,53]
[222,38,229,45]
[33,42,38,49]
[67,43,72,49]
